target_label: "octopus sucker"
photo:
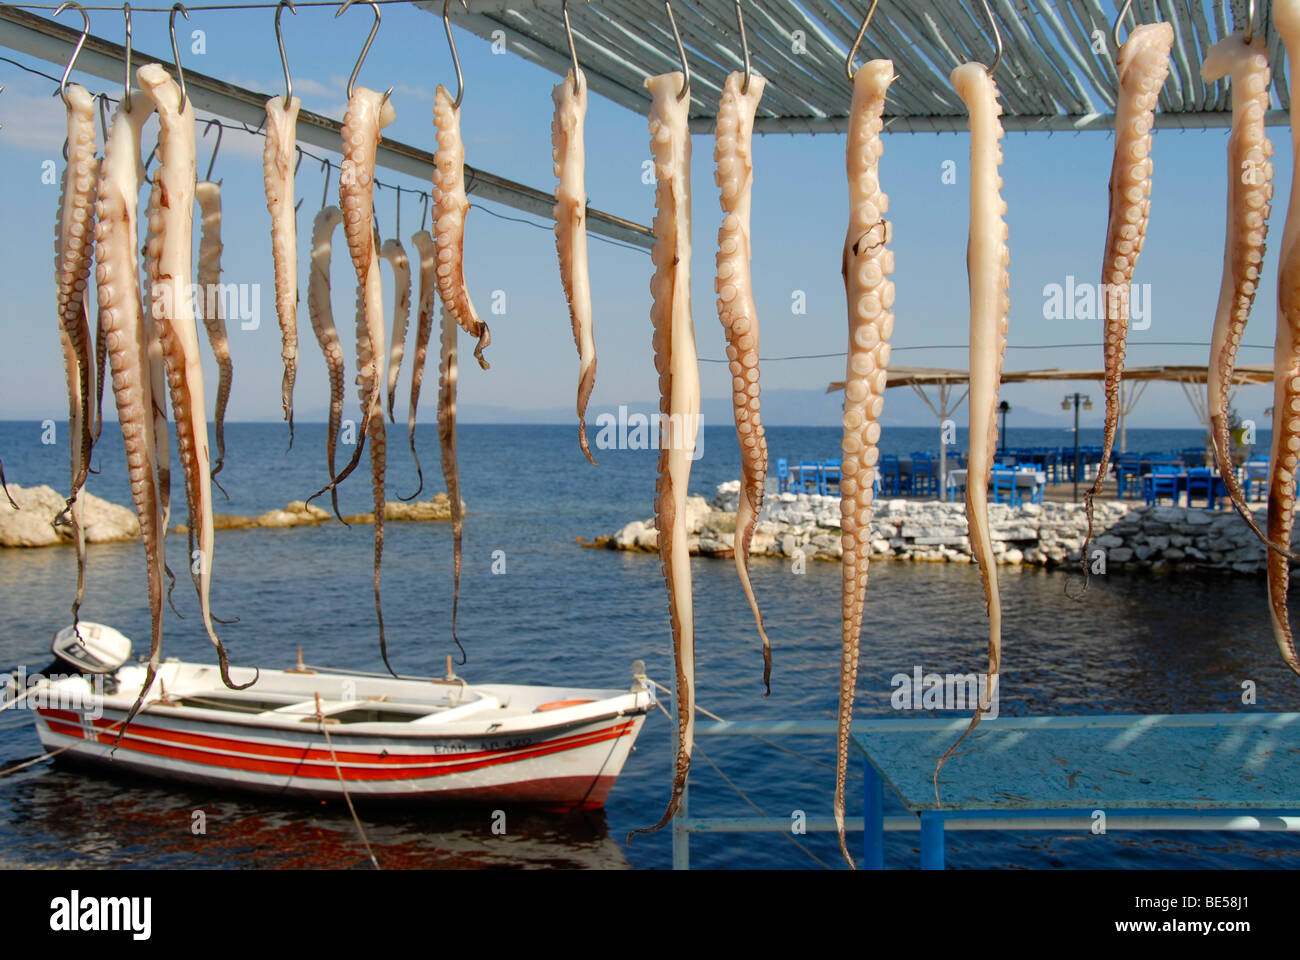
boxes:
[310,86,394,506]
[264,95,302,446]
[381,236,413,423]
[436,301,466,663]
[95,88,165,730]
[307,205,347,521]
[195,178,233,498]
[933,61,1011,798]
[834,59,895,869]
[629,71,699,842]
[1202,34,1289,557]
[714,70,771,693]
[138,63,252,691]
[1082,23,1173,577]
[52,82,99,622]
[400,229,437,500]
[551,68,598,465]
[432,85,491,370]
[1266,0,1300,676]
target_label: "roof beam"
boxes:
[0,5,654,250]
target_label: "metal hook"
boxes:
[734,0,751,93]
[97,92,111,143]
[276,1,297,109]
[122,3,132,111]
[663,1,689,101]
[1244,0,1256,46]
[561,0,589,96]
[974,0,1002,75]
[419,191,429,233]
[53,2,90,107]
[1112,0,1161,52]
[169,4,190,112]
[202,117,221,182]
[295,144,304,174]
[845,0,879,82]
[320,157,331,209]
[143,142,157,184]
[443,0,469,109]
[336,0,386,102]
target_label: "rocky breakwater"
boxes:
[0,483,461,546]
[589,480,1283,575]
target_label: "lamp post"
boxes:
[998,400,1011,455]
[1062,393,1093,501]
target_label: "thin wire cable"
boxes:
[699,342,1278,364]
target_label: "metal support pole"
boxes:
[672,776,689,870]
[863,757,884,870]
[919,812,945,870]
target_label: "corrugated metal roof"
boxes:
[429,0,1289,132]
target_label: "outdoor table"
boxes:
[946,468,1045,502]
[853,712,1300,869]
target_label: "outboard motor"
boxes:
[48,623,132,675]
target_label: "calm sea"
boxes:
[0,420,1296,870]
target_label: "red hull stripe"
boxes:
[38,709,635,782]
[37,707,632,768]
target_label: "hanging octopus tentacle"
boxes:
[436,301,465,663]
[629,71,699,842]
[1266,0,1300,677]
[934,61,1011,800]
[0,461,16,509]
[401,229,437,501]
[1081,23,1173,583]
[1202,34,1291,556]
[138,62,252,691]
[432,85,491,370]
[381,236,413,423]
[552,67,598,465]
[714,70,771,692]
[195,178,233,499]
[308,86,394,506]
[143,175,178,616]
[307,205,347,522]
[264,95,301,446]
[52,82,98,626]
[834,60,895,870]
[95,90,165,732]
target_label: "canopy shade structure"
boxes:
[433,0,1285,133]
[825,363,1278,391]
[0,5,654,249]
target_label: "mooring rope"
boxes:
[650,698,829,870]
[646,677,832,770]
[314,693,380,870]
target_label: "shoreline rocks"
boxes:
[586,481,1284,576]
[0,484,461,547]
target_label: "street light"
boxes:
[1063,393,1093,501]
[998,400,1011,454]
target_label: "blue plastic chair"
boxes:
[821,459,842,495]
[910,453,937,498]
[776,458,789,493]
[1186,468,1220,509]
[991,468,1018,506]
[1143,465,1179,506]
[1115,453,1142,500]
[1244,459,1269,502]
[797,461,822,494]
[880,455,902,496]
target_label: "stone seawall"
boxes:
[588,480,1282,575]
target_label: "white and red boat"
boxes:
[27,624,655,810]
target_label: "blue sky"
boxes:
[0,1,1287,432]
